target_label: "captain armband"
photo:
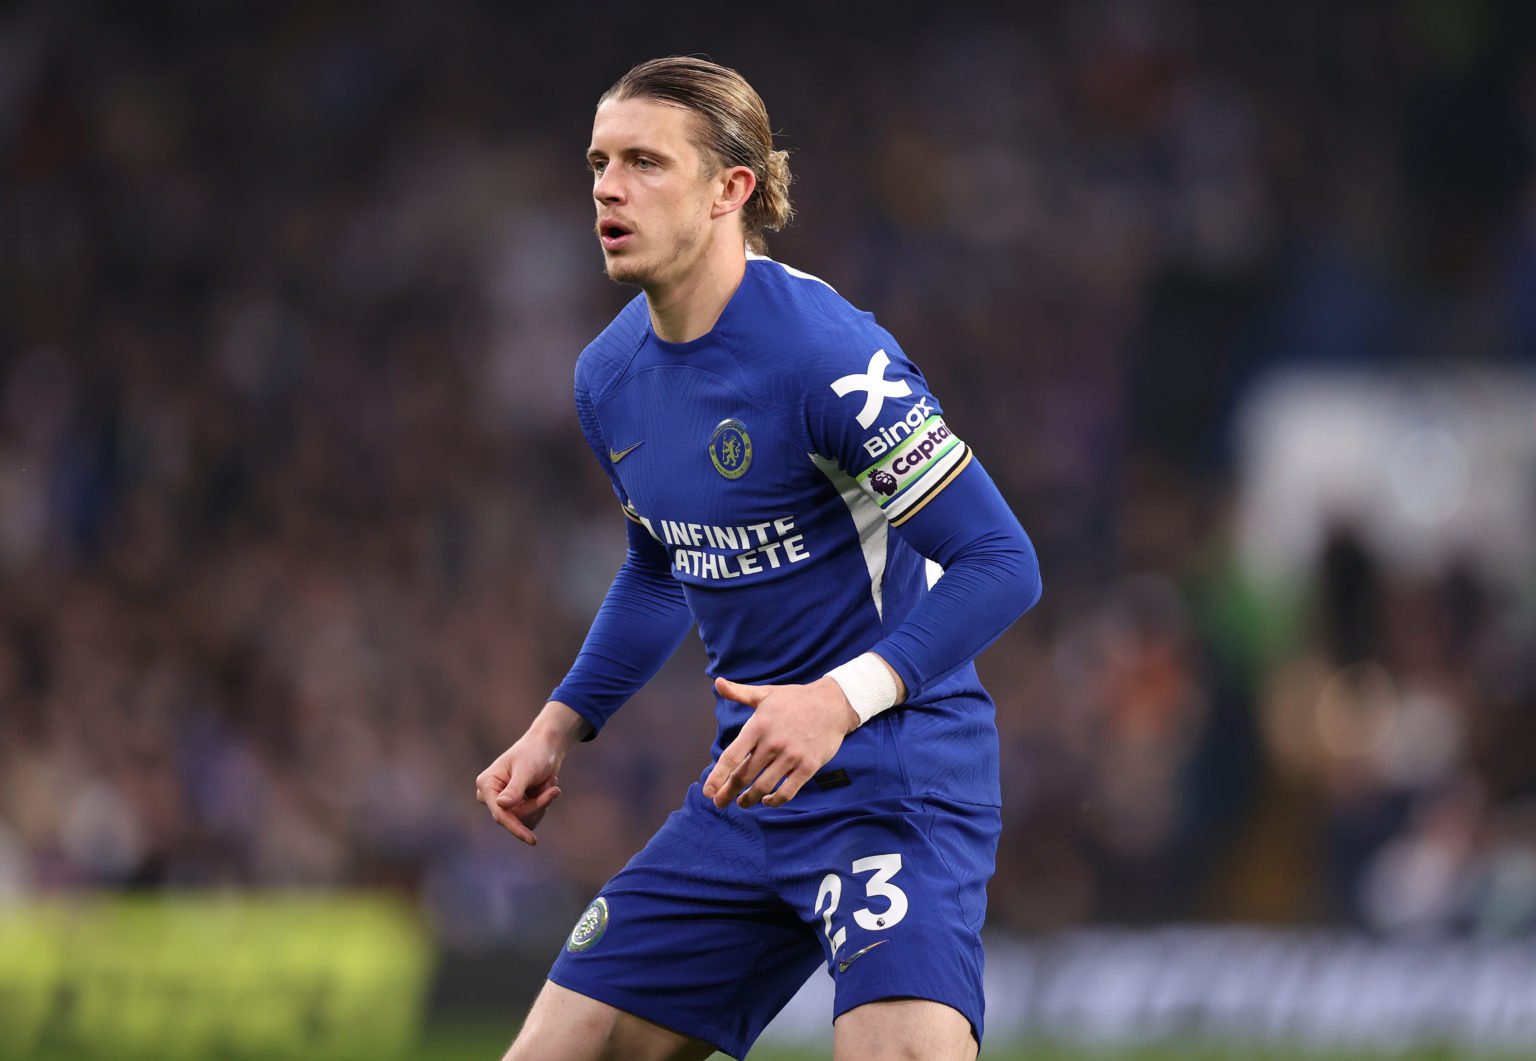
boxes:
[825,652,901,727]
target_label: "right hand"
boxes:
[475,734,565,846]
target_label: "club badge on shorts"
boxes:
[567,897,610,953]
[709,418,752,479]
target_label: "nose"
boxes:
[593,166,624,205]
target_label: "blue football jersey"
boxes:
[554,255,1039,808]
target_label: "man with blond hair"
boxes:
[476,56,1041,1061]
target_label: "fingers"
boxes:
[492,760,553,823]
[735,754,787,808]
[475,754,560,845]
[485,781,562,845]
[706,678,771,807]
[714,676,770,707]
[706,737,804,810]
[760,764,814,808]
[495,759,539,807]
[703,738,755,807]
[705,679,839,810]
[508,775,560,814]
[511,781,563,836]
[530,781,562,813]
[735,752,818,809]
[475,751,520,810]
[494,773,554,803]
[486,796,540,845]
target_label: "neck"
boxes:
[644,236,748,344]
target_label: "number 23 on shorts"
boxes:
[813,852,909,957]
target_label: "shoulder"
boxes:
[576,292,650,400]
[743,255,860,335]
[738,257,893,377]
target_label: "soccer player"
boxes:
[475,57,1041,1061]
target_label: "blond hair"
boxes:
[601,57,794,254]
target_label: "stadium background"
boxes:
[2,0,1535,1057]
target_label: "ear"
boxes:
[710,165,756,222]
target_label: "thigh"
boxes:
[834,997,978,1061]
[548,783,825,1060]
[505,980,715,1061]
[774,794,1000,1047]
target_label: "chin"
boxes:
[603,254,653,286]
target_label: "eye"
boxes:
[634,157,656,170]
[589,158,607,175]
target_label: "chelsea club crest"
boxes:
[567,896,609,953]
[709,419,752,480]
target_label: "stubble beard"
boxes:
[603,217,707,290]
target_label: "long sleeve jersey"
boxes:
[551,255,1041,808]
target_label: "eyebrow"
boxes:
[585,144,674,165]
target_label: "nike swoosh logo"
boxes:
[608,441,643,464]
[836,939,888,973]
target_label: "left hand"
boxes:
[703,676,860,809]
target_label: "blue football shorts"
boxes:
[547,780,1001,1060]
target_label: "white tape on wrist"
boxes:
[825,652,900,727]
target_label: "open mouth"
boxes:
[598,220,634,250]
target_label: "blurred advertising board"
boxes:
[763,927,1536,1054]
[0,894,432,1059]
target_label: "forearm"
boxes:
[525,700,594,755]
[870,460,1041,700]
[550,519,693,738]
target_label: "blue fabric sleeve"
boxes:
[550,360,694,739]
[868,457,1041,700]
[549,515,693,740]
[798,329,1040,702]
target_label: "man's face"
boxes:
[587,97,719,289]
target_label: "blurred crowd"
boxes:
[2,0,1535,953]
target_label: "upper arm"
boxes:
[803,329,974,528]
